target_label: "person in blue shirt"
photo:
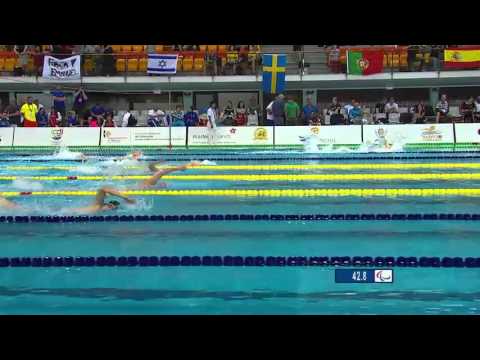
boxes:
[51,85,66,123]
[67,111,78,127]
[90,103,105,123]
[301,96,319,125]
[348,100,363,124]
[171,105,185,127]
[184,106,199,127]
[36,107,49,127]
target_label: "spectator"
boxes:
[430,45,442,71]
[272,94,286,126]
[121,107,136,127]
[147,111,161,127]
[90,103,105,124]
[284,96,300,126]
[475,96,480,122]
[157,110,169,127]
[3,103,21,127]
[221,101,235,126]
[32,45,44,76]
[207,101,218,129]
[51,85,66,122]
[413,100,427,124]
[184,106,199,127]
[309,112,322,126]
[102,113,116,127]
[435,94,449,123]
[36,107,49,127]
[14,45,29,76]
[73,87,88,121]
[93,45,104,76]
[265,99,275,126]
[246,105,258,126]
[384,97,399,121]
[88,116,99,127]
[20,96,38,127]
[48,107,61,127]
[301,96,319,125]
[348,100,363,124]
[328,97,344,125]
[103,45,116,76]
[460,96,475,123]
[234,101,247,126]
[375,97,387,114]
[33,99,44,111]
[0,110,10,127]
[171,105,185,127]
[344,99,355,123]
[67,111,78,127]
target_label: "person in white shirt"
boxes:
[122,110,132,127]
[474,96,480,122]
[344,99,355,123]
[384,97,399,122]
[207,101,217,145]
[266,100,274,125]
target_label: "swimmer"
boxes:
[0,187,136,214]
[114,150,145,162]
[138,160,202,189]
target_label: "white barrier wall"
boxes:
[274,125,362,145]
[188,127,274,146]
[454,124,480,143]
[0,128,14,147]
[363,124,454,144]
[13,128,101,146]
[100,127,187,147]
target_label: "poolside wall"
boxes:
[0,124,478,148]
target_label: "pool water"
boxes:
[1,150,480,314]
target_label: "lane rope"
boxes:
[3,173,480,181]
[6,162,480,171]
[0,255,478,268]
[2,188,480,197]
[3,213,480,223]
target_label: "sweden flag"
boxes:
[262,54,286,94]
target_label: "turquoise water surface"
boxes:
[0,150,480,314]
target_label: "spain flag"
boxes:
[444,48,480,69]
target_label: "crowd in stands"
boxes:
[2,87,480,128]
[264,94,480,126]
[0,45,262,76]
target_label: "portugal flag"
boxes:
[444,49,480,69]
[347,50,384,75]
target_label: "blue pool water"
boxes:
[1,149,480,314]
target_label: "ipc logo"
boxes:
[374,270,393,283]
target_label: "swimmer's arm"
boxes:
[0,196,20,209]
[148,160,166,173]
[143,161,201,186]
[95,187,136,206]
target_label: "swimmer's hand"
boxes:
[187,161,202,167]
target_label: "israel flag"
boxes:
[147,54,178,75]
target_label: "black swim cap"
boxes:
[108,200,120,208]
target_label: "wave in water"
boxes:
[11,179,44,191]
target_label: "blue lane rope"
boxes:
[0,256,478,268]
[2,213,480,224]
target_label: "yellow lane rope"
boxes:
[3,173,480,181]
[2,188,480,197]
[5,163,480,171]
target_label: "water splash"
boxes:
[52,145,87,161]
[11,179,44,191]
[200,160,217,166]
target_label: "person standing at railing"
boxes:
[103,45,116,76]
[348,100,364,125]
[171,106,186,127]
[90,103,106,125]
[384,97,399,122]
[48,107,61,127]
[184,106,199,127]
[272,94,286,126]
[435,94,449,123]
[207,101,218,145]
[301,96,319,125]
[413,100,426,124]
[73,87,88,125]
[36,107,49,127]
[460,96,475,123]
[51,86,66,125]
[327,97,344,125]
[284,96,300,126]
[234,101,247,126]
[221,101,235,126]
[474,96,480,122]
[3,103,21,127]
[20,97,38,127]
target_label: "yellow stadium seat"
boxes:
[112,45,121,53]
[4,58,15,72]
[132,45,145,53]
[424,53,431,64]
[227,52,239,64]
[217,45,227,53]
[182,57,193,71]
[27,57,35,73]
[84,58,94,73]
[207,45,218,52]
[139,57,148,72]
[383,55,388,67]
[0,58,5,71]
[127,58,138,72]
[199,45,207,52]
[15,58,21,68]
[155,45,164,53]
[177,57,183,70]
[121,45,133,53]
[116,58,126,72]
[194,57,205,71]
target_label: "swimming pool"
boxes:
[1,149,480,314]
